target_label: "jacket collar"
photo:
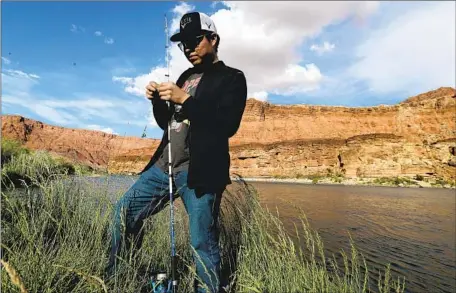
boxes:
[190,60,225,74]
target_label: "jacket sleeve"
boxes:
[151,96,172,131]
[182,70,247,137]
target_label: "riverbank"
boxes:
[97,172,456,189]
[235,176,456,189]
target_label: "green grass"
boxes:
[1,169,406,293]
[276,170,345,184]
[1,139,30,162]
[1,139,95,188]
[373,176,415,186]
[431,178,456,187]
[372,176,456,188]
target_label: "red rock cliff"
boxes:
[1,115,160,170]
[2,87,455,180]
[231,87,455,145]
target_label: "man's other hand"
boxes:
[145,81,159,100]
[158,82,190,104]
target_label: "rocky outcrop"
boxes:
[230,87,456,145]
[108,134,456,180]
[1,115,160,171]
[2,87,455,180]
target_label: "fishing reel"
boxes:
[150,272,172,293]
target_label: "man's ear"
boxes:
[211,34,218,47]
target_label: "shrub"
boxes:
[414,174,424,181]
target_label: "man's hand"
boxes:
[145,81,159,100]
[158,82,190,104]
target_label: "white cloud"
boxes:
[3,69,40,80]
[112,76,133,84]
[348,1,456,95]
[1,69,40,96]
[86,124,118,135]
[2,93,79,126]
[38,95,148,125]
[113,66,170,97]
[310,41,336,55]
[3,91,154,128]
[2,68,157,129]
[34,104,78,125]
[1,56,11,65]
[41,98,115,109]
[147,109,159,128]
[70,24,85,33]
[104,37,115,45]
[170,2,195,33]
[249,91,268,101]
[93,30,114,44]
[115,1,379,101]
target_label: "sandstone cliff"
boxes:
[1,115,160,171]
[2,87,455,180]
[231,87,455,145]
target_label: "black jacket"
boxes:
[140,61,248,193]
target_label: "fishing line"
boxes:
[165,12,179,293]
[151,13,178,293]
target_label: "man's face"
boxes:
[179,33,216,66]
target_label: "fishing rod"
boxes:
[150,13,178,293]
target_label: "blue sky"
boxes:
[2,1,454,139]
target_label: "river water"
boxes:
[77,176,455,293]
[251,182,456,293]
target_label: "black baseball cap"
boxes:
[170,12,218,42]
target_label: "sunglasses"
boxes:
[178,33,212,52]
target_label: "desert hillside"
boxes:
[2,87,455,180]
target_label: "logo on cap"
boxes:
[181,17,192,29]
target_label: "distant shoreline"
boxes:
[86,173,455,189]
[232,176,456,189]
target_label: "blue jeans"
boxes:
[106,164,223,293]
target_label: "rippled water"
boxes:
[76,176,455,293]
[251,182,456,293]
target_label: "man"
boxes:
[106,11,247,293]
